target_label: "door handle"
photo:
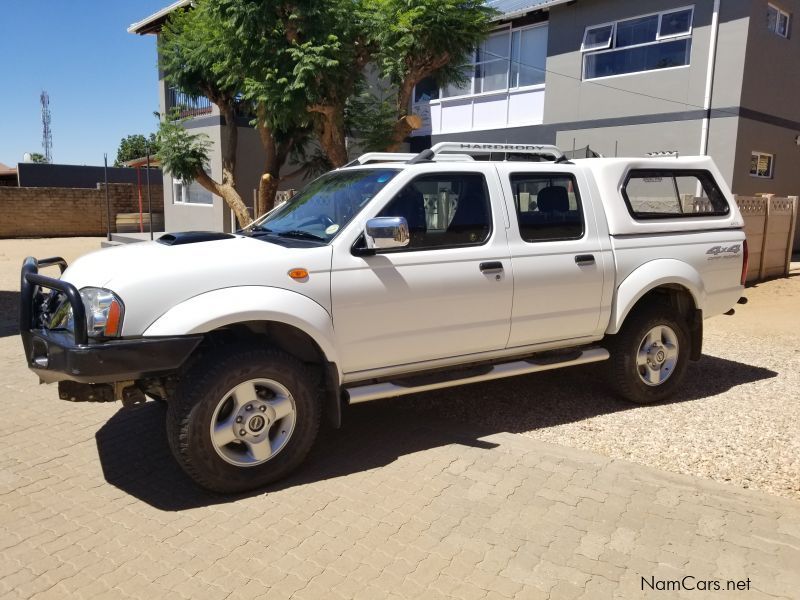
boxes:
[574,254,595,266]
[479,261,504,273]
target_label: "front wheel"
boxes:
[166,346,320,494]
[606,305,690,404]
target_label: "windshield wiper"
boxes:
[248,225,273,233]
[277,230,326,242]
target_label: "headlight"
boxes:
[48,287,124,338]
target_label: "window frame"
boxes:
[419,22,548,103]
[509,171,586,243]
[371,171,494,253]
[656,7,695,40]
[172,177,214,206]
[620,169,731,220]
[749,152,775,179]
[580,5,694,81]
[581,22,615,52]
[767,3,791,38]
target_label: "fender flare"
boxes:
[143,286,341,378]
[607,260,706,335]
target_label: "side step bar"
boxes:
[346,347,610,405]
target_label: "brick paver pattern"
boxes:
[1,246,799,599]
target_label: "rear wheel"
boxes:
[606,305,690,404]
[167,345,320,493]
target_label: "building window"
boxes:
[432,23,548,99]
[750,152,774,178]
[767,4,791,38]
[582,7,693,80]
[173,178,213,204]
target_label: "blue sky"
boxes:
[0,1,170,167]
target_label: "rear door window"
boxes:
[622,170,730,218]
[509,173,585,242]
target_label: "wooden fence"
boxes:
[735,195,798,283]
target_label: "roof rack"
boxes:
[344,151,476,167]
[408,142,565,164]
[645,150,679,158]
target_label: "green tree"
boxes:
[217,0,373,169]
[159,1,253,227]
[367,0,496,150]
[114,134,159,166]
[28,152,47,164]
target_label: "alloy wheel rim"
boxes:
[636,325,679,387]
[209,378,296,467]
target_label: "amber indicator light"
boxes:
[105,301,122,336]
[288,268,309,280]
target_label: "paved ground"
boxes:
[1,238,799,599]
[403,263,800,500]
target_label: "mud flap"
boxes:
[689,309,703,361]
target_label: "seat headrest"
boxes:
[537,186,569,213]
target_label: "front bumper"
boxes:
[20,256,202,384]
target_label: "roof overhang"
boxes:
[127,0,192,35]
[122,156,162,168]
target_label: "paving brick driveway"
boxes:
[1,239,799,599]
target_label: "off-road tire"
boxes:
[166,345,320,494]
[606,305,690,404]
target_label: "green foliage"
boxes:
[159,2,240,105]
[366,0,497,108]
[28,152,47,164]
[155,118,212,183]
[346,86,398,152]
[114,134,159,167]
[158,0,495,162]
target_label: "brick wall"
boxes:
[0,183,164,238]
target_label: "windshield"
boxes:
[244,168,400,243]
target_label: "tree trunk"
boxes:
[194,170,252,229]
[190,95,253,229]
[309,104,349,168]
[257,173,280,216]
[386,114,423,152]
[384,77,422,152]
[255,107,279,217]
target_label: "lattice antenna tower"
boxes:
[40,91,53,163]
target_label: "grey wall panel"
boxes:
[554,119,707,161]
[740,0,800,123]
[17,163,163,188]
[543,0,750,131]
[731,117,800,197]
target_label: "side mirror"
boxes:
[365,217,410,250]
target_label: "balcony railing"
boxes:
[166,87,213,119]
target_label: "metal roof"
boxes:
[486,0,574,20]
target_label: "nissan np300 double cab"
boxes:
[20,143,747,493]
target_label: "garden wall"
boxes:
[0,184,163,238]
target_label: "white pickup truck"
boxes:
[20,143,747,493]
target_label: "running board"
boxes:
[346,347,610,405]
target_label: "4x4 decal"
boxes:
[706,244,741,259]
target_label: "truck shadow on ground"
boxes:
[0,291,20,338]
[95,353,777,511]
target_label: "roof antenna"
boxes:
[614,140,618,157]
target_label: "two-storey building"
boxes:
[130,0,800,232]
